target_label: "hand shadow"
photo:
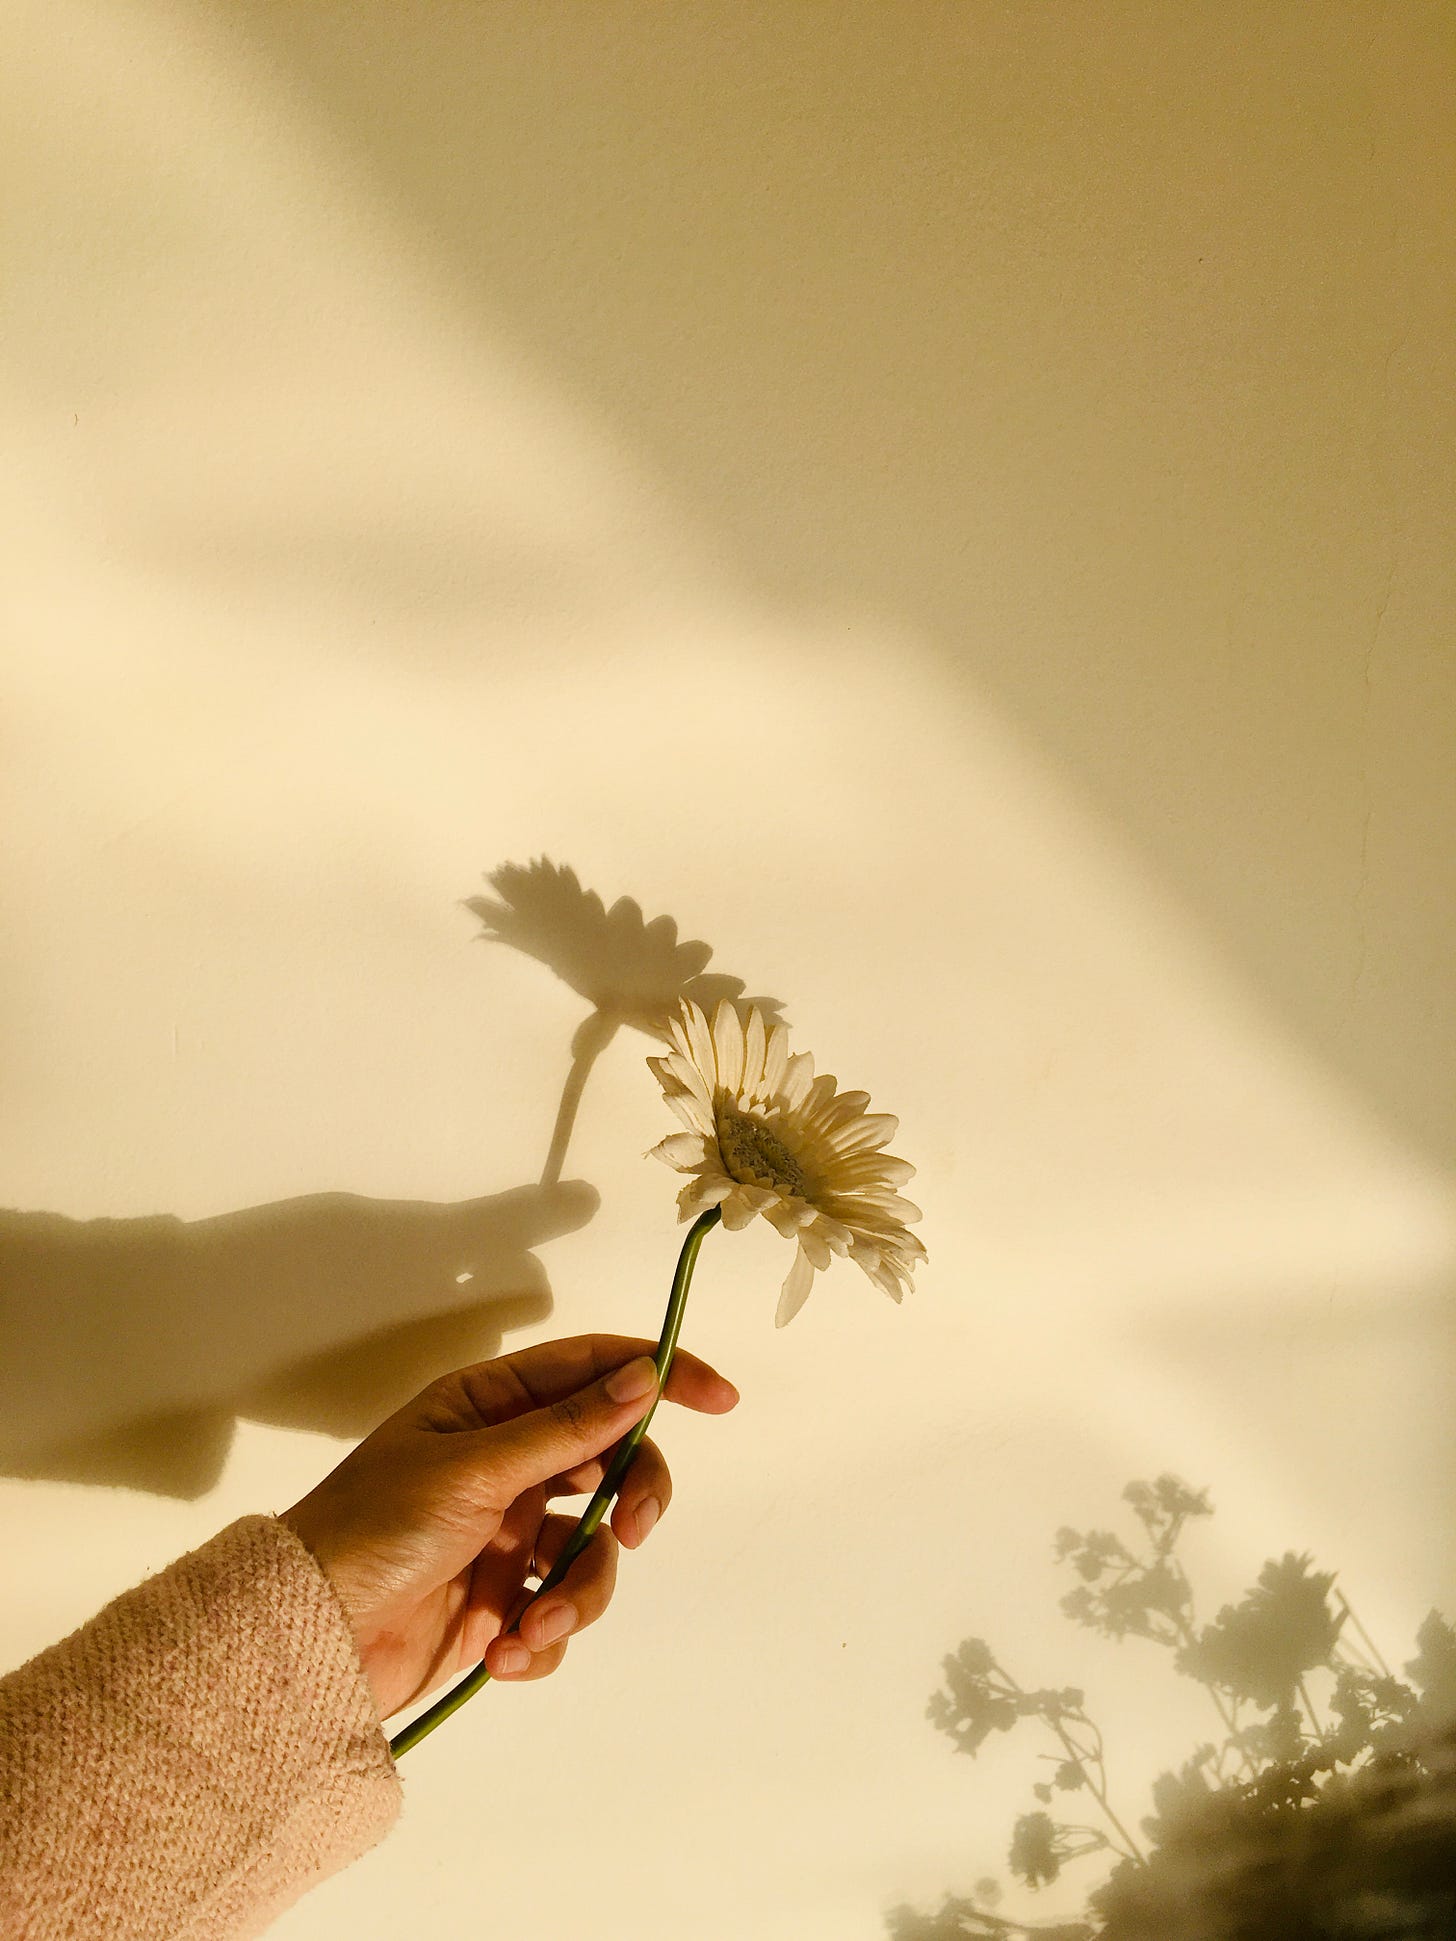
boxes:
[2,857,782,1502]
[0,1180,597,1499]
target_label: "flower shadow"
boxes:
[466,857,788,1185]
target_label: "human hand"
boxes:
[279,1334,738,1722]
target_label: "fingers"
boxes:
[465,1353,664,1504]
[484,1519,619,1681]
[543,1428,667,1505]
[448,1334,739,1431]
[485,1631,569,1682]
[608,1435,671,1549]
[549,1435,673,1545]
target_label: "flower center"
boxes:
[716,1107,809,1197]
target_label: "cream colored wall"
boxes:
[2,3,1451,1934]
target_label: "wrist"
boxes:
[277,1506,398,1719]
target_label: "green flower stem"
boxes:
[388,1206,722,1760]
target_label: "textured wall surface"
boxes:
[3,4,1452,1935]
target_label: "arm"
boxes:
[0,1335,737,1939]
[0,1515,398,1941]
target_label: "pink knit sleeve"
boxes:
[0,1514,403,1939]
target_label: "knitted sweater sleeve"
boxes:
[0,1514,403,1940]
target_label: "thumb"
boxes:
[466,1355,661,1501]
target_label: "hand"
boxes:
[279,1334,739,1721]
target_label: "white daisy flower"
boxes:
[645,998,927,1327]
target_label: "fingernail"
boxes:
[634,1495,660,1544]
[534,1601,576,1647]
[494,1641,530,1675]
[606,1355,659,1403]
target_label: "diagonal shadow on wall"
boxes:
[212,2,1454,1182]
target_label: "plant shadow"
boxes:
[898,1471,1456,1939]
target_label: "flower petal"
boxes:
[712,999,746,1095]
[860,1256,910,1302]
[808,1212,855,1255]
[848,1190,922,1225]
[779,1195,820,1229]
[763,1021,790,1095]
[825,1112,899,1155]
[800,1073,841,1127]
[661,1088,715,1136]
[843,1206,923,1244]
[764,1198,808,1241]
[719,1184,776,1231]
[742,1007,767,1100]
[808,1087,870,1133]
[682,999,716,1083]
[677,1174,735,1220]
[647,1132,711,1170]
[779,1050,815,1112]
[775,1244,817,1328]
[847,1235,882,1274]
[664,1049,712,1103]
[799,1225,832,1270]
[829,1152,917,1189]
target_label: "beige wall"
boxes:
[2,4,1451,1934]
